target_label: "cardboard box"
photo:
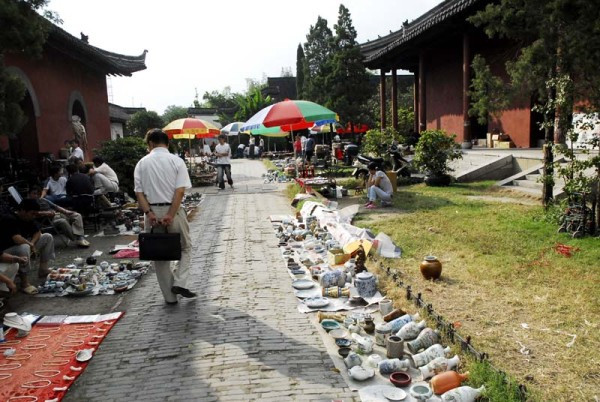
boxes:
[328,249,350,265]
[495,141,515,149]
[385,171,398,193]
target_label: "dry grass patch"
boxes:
[356,182,600,401]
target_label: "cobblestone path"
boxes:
[65,160,355,401]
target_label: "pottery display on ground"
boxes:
[388,313,420,333]
[335,338,352,348]
[322,286,350,298]
[344,352,363,368]
[409,384,433,401]
[354,271,377,298]
[352,333,374,354]
[378,358,412,374]
[397,319,427,341]
[375,322,392,346]
[420,256,442,280]
[379,299,393,315]
[329,329,348,340]
[383,308,407,322]
[441,385,485,401]
[386,335,404,359]
[419,355,460,380]
[412,344,452,367]
[431,371,469,395]
[292,279,315,290]
[317,312,345,323]
[389,371,412,388]
[320,270,346,288]
[321,319,342,332]
[407,327,441,353]
[338,347,352,358]
[305,297,329,308]
[348,365,375,381]
[383,388,407,401]
[362,314,375,334]
[366,354,383,368]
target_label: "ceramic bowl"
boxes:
[335,338,352,348]
[321,319,342,332]
[389,371,412,388]
[329,328,348,340]
[338,347,352,358]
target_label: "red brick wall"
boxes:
[5,47,111,160]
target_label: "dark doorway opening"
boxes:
[72,100,86,126]
[469,115,488,142]
[7,91,39,181]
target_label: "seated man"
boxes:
[364,162,393,209]
[0,252,28,298]
[89,156,119,194]
[0,199,55,294]
[41,166,68,204]
[28,186,90,248]
[66,164,94,197]
[70,139,84,161]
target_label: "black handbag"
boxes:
[138,227,181,261]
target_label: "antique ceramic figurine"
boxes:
[354,245,367,273]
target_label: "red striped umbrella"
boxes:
[163,118,220,139]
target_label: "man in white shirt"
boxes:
[89,156,119,194]
[214,134,234,190]
[365,162,393,209]
[134,129,194,304]
[300,135,307,157]
[41,166,68,204]
[70,139,84,161]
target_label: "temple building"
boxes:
[360,0,542,148]
[3,23,147,173]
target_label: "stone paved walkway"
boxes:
[65,160,355,401]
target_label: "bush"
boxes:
[413,129,462,180]
[94,137,148,196]
[362,127,404,157]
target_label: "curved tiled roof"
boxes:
[360,0,484,66]
[47,24,147,76]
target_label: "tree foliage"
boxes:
[202,87,238,125]
[95,136,147,196]
[233,87,272,122]
[296,44,305,99]
[413,130,462,176]
[302,16,334,105]
[126,110,164,137]
[161,105,188,124]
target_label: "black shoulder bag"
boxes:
[139,226,181,261]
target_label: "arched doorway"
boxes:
[7,91,40,181]
[72,100,86,126]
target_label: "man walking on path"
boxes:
[134,129,195,304]
[214,134,234,190]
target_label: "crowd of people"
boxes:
[0,139,121,297]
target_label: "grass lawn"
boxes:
[354,182,599,401]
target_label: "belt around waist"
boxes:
[149,203,171,206]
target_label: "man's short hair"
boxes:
[367,162,379,171]
[66,164,77,175]
[28,185,42,195]
[92,156,104,166]
[145,129,169,146]
[218,134,227,141]
[49,166,61,176]
[17,198,41,212]
[71,139,80,146]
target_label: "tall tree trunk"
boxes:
[542,70,555,207]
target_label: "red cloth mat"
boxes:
[0,313,123,401]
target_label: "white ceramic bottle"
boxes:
[411,344,452,367]
[388,313,420,332]
[397,319,427,340]
[419,355,460,380]
[441,385,485,402]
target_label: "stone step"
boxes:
[502,185,543,198]
[513,179,543,190]
[525,174,541,181]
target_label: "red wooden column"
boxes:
[413,70,419,132]
[391,69,398,130]
[380,69,387,129]
[462,33,472,148]
[418,53,426,132]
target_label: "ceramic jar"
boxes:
[419,355,460,380]
[344,352,363,368]
[407,328,441,353]
[362,315,375,334]
[320,270,345,288]
[354,272,377,298]
[397,320,427,341]
[352,333,374,354]
[412,344,452,368]
[366,354,382,368]
[431,371,469,395]
[378,358,411,374]
[344,258,356,274]
[409,384,433,401]
[420,256,442,280]
[348,365,375,381]
[344,317,356,328]
[441,385,485,402]
[322,287,350,298]
[375,323,392,346]
[383,308,406,322]
[386,335,404,358]
[388,313,420,333]
[379,299,394,315]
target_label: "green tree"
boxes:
[302,16,334,105]
[95,136,147,196]
[202,87,238,125]
[0,0,59,137]
[126,110,164,137]
[296,44,305,99]
[468,0,600,206]
[328,4,373,129]
[233,87,272,122]
[161,105,188,124]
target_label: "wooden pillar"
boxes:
[413,70,419,133]
[418,53,426,132]
[391,69,398,130]
[462,33,472,148]
[380,69,387,129]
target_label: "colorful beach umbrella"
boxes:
[241,99,337,133]
[220,122,245,136]
[163,118,220,139]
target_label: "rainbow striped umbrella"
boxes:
[163,118,220,139]
[241,99,337,133]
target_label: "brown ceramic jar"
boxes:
[383,308,407,322]
[419,256,442,280]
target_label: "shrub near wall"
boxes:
[95,137,148,196]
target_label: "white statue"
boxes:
[71,115,88,151]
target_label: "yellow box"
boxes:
[385,171,398,193]
[495,141,514,149]
[328,249,351,265]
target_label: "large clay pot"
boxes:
[431,371,469,395]
[420,256,442,280]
